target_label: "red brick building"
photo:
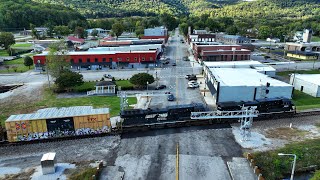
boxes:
[193,44,251,62]
[33,50,158,69]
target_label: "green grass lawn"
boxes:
[0,57,34,73]
[277,69,320,77]
[0,49,9,56]
[73,81,96,92]
[0,88,137,125]
[292,90,320,110]
[312,36,320,42]
[115,80,133,90]
[253,139,320,179]
[11,43,33,48]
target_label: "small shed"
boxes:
[41,152,56,175]
[290,74,320,97]
[87,81,116,96]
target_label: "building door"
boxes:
[300,86,304,92]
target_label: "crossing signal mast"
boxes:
[260,81,270,99]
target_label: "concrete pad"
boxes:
[115,154,152,180]
[227,157,256,180]
[232,127,271,149]
[179,155,231,180]
[99,166,124,180]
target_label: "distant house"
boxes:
[20,27,48,36]
[144,26,168,36]
[86,28,109,35]
[67,36,85,46]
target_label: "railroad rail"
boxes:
[1,110,320,147]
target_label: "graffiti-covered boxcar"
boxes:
[5,106,111,142]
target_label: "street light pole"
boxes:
[283,35,286,57]
[147,81,149,101]
[278,153,297,180]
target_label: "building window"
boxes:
[95,58,98,62]
[150,57,153,61]
[102,58,106,62]
[79,58,82,63]
[234,55,237,60]
[126,57,130,61]
[70,59,74,63]
[87,58,90,62]
[220,55,223,61]
[142,57,145,61]
[241,55,244,60]
[109,58,112,62]
[225,55,228,61]
[134,57,138,61]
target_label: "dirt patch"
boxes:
[265,127,309,141]
[1,168,35,180]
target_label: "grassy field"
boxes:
[0,89,137,125]
[312,36,320,42]
[277,69,320,77]
[0,49,9,56]
[73,81,96,92]
[11,43,33,48]
[115,80,133,90]
[0,57,34,73]
[253,139,320,179]
[292,90,320,110]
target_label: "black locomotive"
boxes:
[217,97,296,117]
[120,103,206,127]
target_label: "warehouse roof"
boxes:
[209,68,291,87]
[293,74,320,85]
[6,106,109,122]
[203,61,275,72]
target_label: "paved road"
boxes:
[149,28,205,109]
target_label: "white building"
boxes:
[203,60,276,77]
[86,28,108,35]
[290,74,320,97]
[205,68,293,103]
[144,26,168,36]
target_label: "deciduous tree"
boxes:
[0,32,15,49]
[24,56,34,69]
[55,69,84,92]
[130,73,154,88]
[112,22,124,39]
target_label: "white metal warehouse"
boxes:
[205,68,293,103]
[290,74,320,97]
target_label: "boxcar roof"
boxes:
[41,152,56,161]
[6,106,109,122]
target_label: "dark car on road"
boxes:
[155,85,167,90]
[172,63,176,66]
[167,94,175,101]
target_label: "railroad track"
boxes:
[1,110,320,147]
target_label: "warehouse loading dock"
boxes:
[5,106,111,142]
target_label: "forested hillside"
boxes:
[31,0,320,19]
[0,0,85,30]
[32,0,239,18]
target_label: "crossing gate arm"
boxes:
[190,110,259,120]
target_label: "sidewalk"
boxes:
[197,75,217,110]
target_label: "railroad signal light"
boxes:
[266,89,269,94]
[266,82,270,87]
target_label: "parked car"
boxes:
[155,85,167,90]
[172,63,176,66]
[188,83,199,88]
[104,74,113,79]
[167,94,175,101]
[163,61,170,65]
[185,74,196,79]
[188,80,198,85]
[188,76,197,81]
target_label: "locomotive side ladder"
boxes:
[191,106,258,141]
